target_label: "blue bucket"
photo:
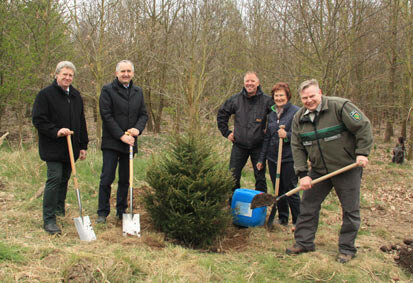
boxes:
[231,188,267,227]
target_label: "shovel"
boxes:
[251,162,361,209]
[122,136,140,237]
[266,125,284,230]
[66,133,96,241]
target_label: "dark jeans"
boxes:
[294,167,362,255]
[229,144,267,192]
[97,149,130,217]
[268,161,300,224]
[43,161,71,224]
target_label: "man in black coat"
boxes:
[217,71,273,194]
[96,60,148,223]
[32,61,89,235]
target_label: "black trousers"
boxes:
[97,149,130,217]
[229,144,267,192]
[268,160,300,224]
[43,161,71,224]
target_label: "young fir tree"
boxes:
[144,133,234,248]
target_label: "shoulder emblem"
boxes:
[349,110,361,121]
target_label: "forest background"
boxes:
[1,0,413,149]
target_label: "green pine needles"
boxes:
[144,133,234,248]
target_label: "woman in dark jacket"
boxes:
[257,82,300,227]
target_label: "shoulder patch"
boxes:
[349,110,361,121]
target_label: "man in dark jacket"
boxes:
[217,71,273,193]
[32,61,89,235]
[97,60,148,224]
[286,79,373,264]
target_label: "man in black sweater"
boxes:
[217,71,273,194]
[32,61,89,235]
[96,60,148,223]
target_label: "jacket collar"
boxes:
[52,79,72,96]
[271,101,292,113]
[113,78,134,90]
[241,85,263,98]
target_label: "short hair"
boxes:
[116,60,134,72]
[299,79,319,93]
[244,71,259,80]
[271,82,292,101]
[55,61,76,75]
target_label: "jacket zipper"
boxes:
[312,113,329,173]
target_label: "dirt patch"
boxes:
[143,235,166,249]
[398,246,413,274]
[64,259,95,283]
[209,225,252,253]
[250,193,276,209]
[380,238,413,275]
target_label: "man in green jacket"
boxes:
[286,79,373,263]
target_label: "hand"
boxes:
[79,150,87,160]
[356,155,368,168]
[120,134,135,146]
[128,128,140,137]
[257,162,263,171]
[299,176,313,190]
[57,128,72,137]
[228,132,235,142]
[278,128,287,139]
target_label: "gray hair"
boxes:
[299,79,319,93]
[244,71,259,80]
[55,61,76,75]
[116,60,135,72]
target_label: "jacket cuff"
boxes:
[298,171,308,178]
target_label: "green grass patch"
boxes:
[0,241,26,263]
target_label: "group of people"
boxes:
[217,72,373,263]
[33,63,372,264]
[32,60,148,235]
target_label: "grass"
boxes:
[0,133,411,282]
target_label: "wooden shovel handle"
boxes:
[274,125,285,197]
[66,133,79,190]
[283,162,361,198]
[125,131,133,187]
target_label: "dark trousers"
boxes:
[43,161,71,224]
[268,160,300,224]
[97,149,130,217]
[229,144,267,192]
[294,167,362,255]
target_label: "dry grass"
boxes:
[0,133,412,282]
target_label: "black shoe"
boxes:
[97,215,106,224]
[277,219,288,226]
[44,223,62,235]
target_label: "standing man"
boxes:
[32,61,89,235]
[217,71,273,194]
[286,79,373,263]
[97,60,148,224]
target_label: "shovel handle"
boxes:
[66,133,83,217]
[274,125,285,197]
[66,134,78,190]
[125,131,134,215]
[282,162,361,199]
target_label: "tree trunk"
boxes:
[384,121,394,142]
[401,120,407,139]
[408,117,413,160]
